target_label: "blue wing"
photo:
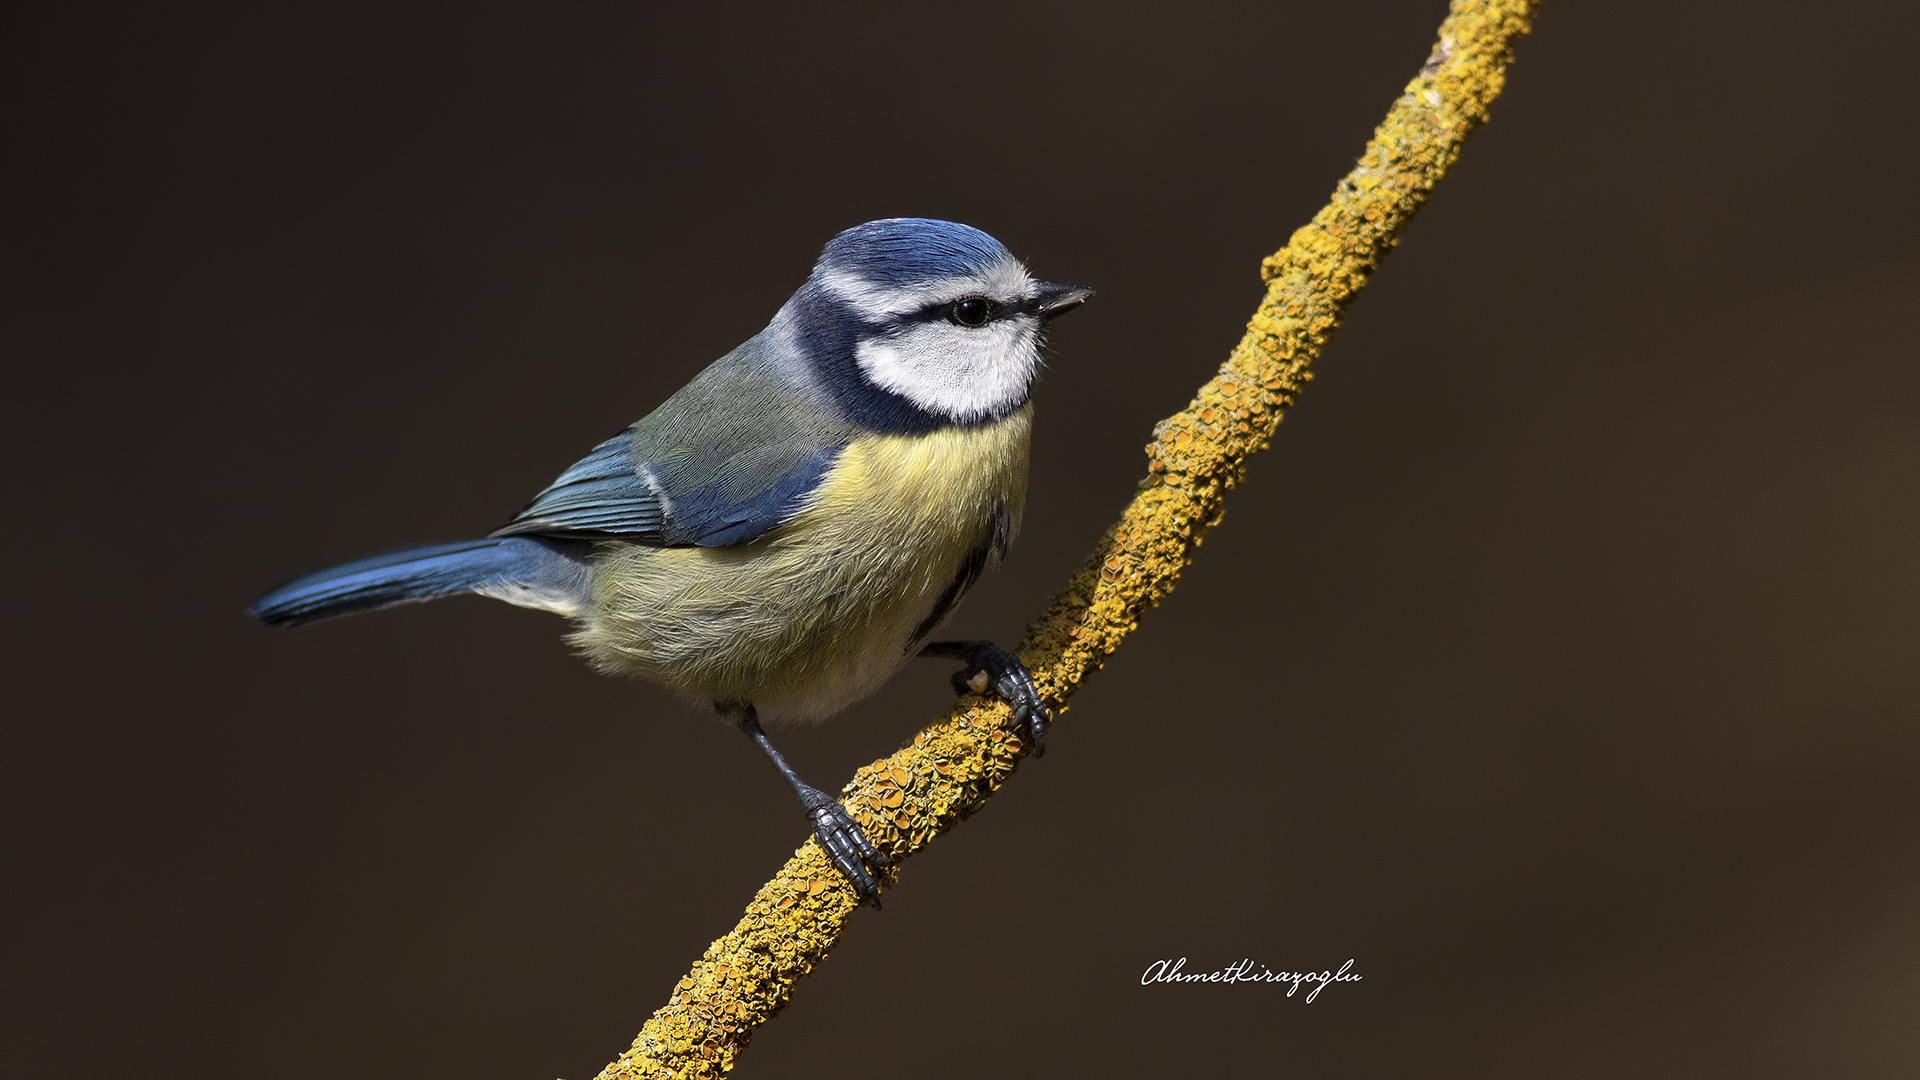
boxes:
[491,432,840,547]
[492,433,666,540]
[491,338,852,548]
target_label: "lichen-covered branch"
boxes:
[593,2,1539,1076]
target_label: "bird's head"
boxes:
[784,218,1092,427]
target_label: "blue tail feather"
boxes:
[249,538,590,626]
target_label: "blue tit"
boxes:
[251,218,1092,905]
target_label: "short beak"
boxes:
[1033,281,1095,320]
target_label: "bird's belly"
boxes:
[571,406,1031,723]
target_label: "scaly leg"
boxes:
[728,705,888,907]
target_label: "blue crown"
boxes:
[816,218,1011,286]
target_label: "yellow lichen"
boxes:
[589,3,1539,1076]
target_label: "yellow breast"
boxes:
[571,405,1032,722]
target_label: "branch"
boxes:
[593,2,1539,1075]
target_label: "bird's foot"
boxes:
[923,640,1048,757]
[797,783,889,908]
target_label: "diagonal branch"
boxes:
[593,2,1540,1075]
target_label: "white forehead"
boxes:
[819,256,1035,323]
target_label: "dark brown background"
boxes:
[7,1,1917,1076]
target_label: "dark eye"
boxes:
[949,296,993,327]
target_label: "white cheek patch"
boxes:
[855,318,1041,421]
[820,253,1045,421]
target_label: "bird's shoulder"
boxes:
[493,335,859,547]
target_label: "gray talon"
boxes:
[920,639,1049,757]
[736,707,888,907]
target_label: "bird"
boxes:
[250,217,1092,906]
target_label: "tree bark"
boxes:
[593,2,1542,1075]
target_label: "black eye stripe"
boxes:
[883,294,1042,327]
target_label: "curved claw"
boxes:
[798,785,888,908]
[995,663,1048,758]
[923,640,1049,758]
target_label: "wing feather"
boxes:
[491,337,852,547]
